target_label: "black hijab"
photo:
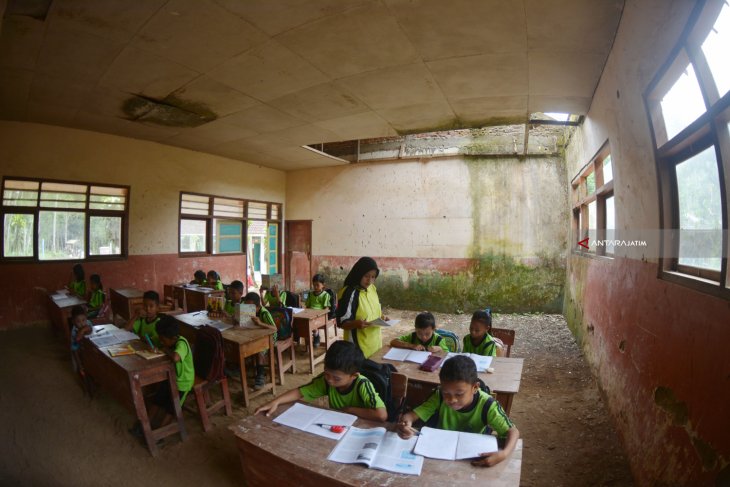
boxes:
[343,257,380,288]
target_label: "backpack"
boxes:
[284,291,300,308]
[424,379,495,434]
[359,359,399,422]
[324,288,337,320]
[435,329,461,352]
[194,326,225,382]
[268,307,293,340]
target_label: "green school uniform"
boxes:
[397,331,449,352]
[88,289,105,309]
[463,333,498,356]
[305,290,331,310]
[224,298,241,315]
[133,316,161,348]
[211,281,224,291]
[338,284,382,358]
[263,291,286,308]
[174,336,194,393]
[70,280,86,297]
[258,307,277,342]
[299,374,385,411]
[414,389,514,438]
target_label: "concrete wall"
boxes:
[286,156,569,313]
[563,1,730,485]
[0,121,285,328]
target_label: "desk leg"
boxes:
[268,335,276,398]
[239,350,250,407]
[306,323,316,374]
[501,393,514,416]
[131,376,159,457]
[169,370,188,442]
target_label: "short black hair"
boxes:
[324,340,364,374]
[143,290,160,304]
[156,315,179,339]
[415,312,436,329]
[207,270,219,279]
[440,355,478,384]
[194,270,206,281]
[229,280,244,292]
[90,274,102,289]
[312,273,326,284]
[70,305,86,319]
[243,292,261,306]
[471,310,492,329]
[72,263,85,280]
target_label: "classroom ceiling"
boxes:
[0,0,625,171]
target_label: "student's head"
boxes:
[439,355,480,411]
[469,309,492,341]
[70,305,87,329]
[414,311,436,343]
[193,270,206,284]
[72,263,85,281]
[142,290,160,320]
[229,280,244,303]
[343,257,379,289]
[207,270,219,286]
[323,341,364,389]
[156,315,179,348]
[312,274,326,293]
[89,274,102,291]
[243,292,261,309]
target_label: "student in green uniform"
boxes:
[86,274,105,319]
[260,283,286,308]
[207,270,224,291]
[463,310,498,357]
[255,340,387,422]
[190,269,207,286]
[336,257,389,359]
[224,280,244,315]
[397,355,519,467]
[124,290,161,348]
[131,316,193,435]
[243,292,278,390]
[390,311,448,353]
[67,263,86,298]
[305,273,332,347]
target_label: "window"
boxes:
[571,143,615,257]
[178,192,282,263]
[1,178,129,261]
[645,0,730,295]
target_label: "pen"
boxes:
[144,334,155,349]
[315,423,347,433]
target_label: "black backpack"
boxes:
[359,359,399,421]
[284,291,300,308]
[424,379,496,433]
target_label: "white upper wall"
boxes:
[0,121,286,255]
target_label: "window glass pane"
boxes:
[3,213,34,257]
[271,204,280,220]
[3,180,39,207]
[213,219,242,254]
[585,171,596,195]
[659,60,706,142]
[701,2,730,97]
[40,182,87,209]
[676,146,722,271]
[180,219,206,253]
[588,200,597,252]
[248,201,268,219]
[268,222,279,273]
[89,216,121,255]
[90,186,127,211]
[606,196,615,254]
[38,211,85,260]
[213,198,244,218]
[181,194,210,216]
[603,155,613,184]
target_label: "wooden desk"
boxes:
[292,308,333,374]
[174,312,276,407]
[230,404,523,486]
[183,287,225,312]
[47,291,86,343]
[370,347,524,415]
[170,284,188,309]
[79,337,187,456]
[110,287,144,321]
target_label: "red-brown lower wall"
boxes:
[0,254,246,329]
[565,255,730,486]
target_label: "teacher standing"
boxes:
[336,257,388,358]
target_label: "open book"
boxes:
[414,426,498,460]
[368,318,400,327]
[442,352,493,372]
[273,403,357,440]
[328,426,423,476]
[88,328,139,348]
[382,347,432,365]
[234,303,257,328]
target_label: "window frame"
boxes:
[643,0,730,298]
[178,191,282,261]
[1,177,130,263]
[571,142,615,258]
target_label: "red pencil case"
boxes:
[419,355,444,372]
